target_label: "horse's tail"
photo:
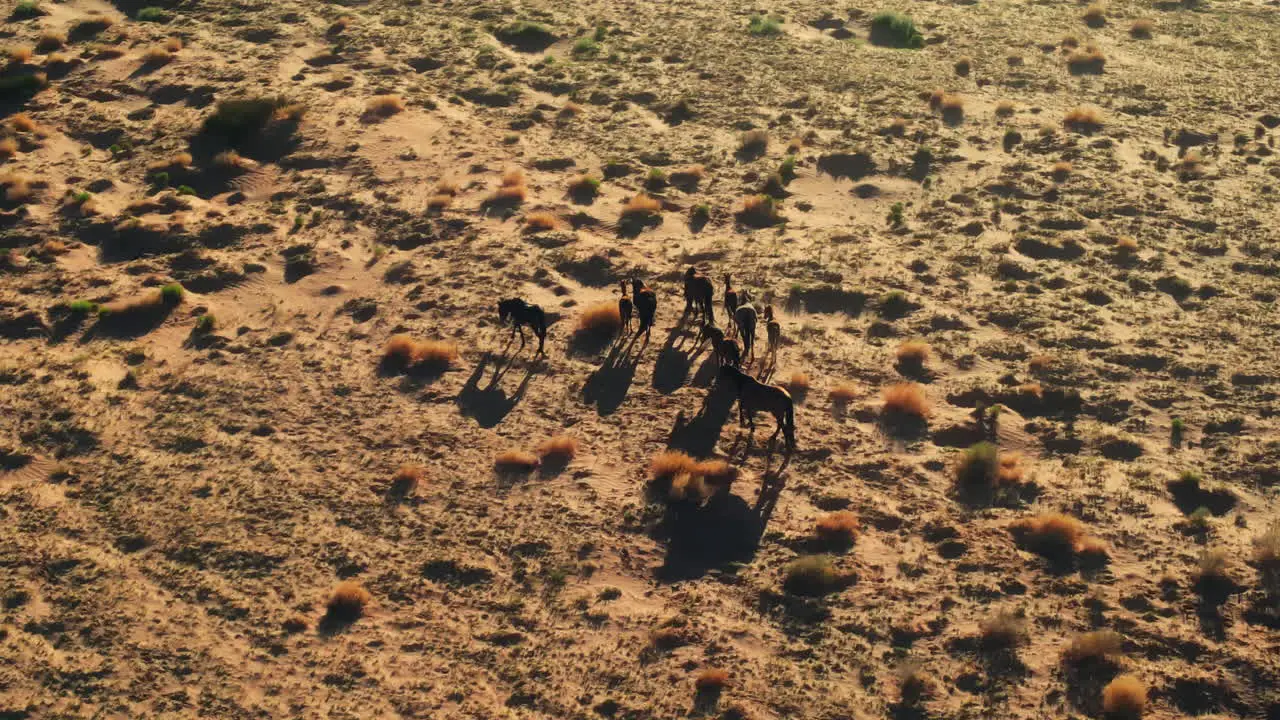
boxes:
[783,397,796,450]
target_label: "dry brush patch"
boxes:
[387,463,425,498]
[1064,106,1105,134]
[1010,512,1109,568]
[380,335,459,376]
[494,449,540,475]
[647,451,739,505]
[895,340,930,371]
[881,382,929,424]
[523,211,559,232]
[954,442,1033,503]
[572,301,622,349]
[1102,674,1147,718]
[814,511,858,549]
[787,371,811,402]
[536,434,579,473]
[364,94,405,121]
[324,581,371,624]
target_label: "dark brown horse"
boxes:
[719,364,795,452]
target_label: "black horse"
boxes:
[719,364,795,452]
[497,298,547,355]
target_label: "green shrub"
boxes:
[195,314,215,333]
[149,171,170,188]
[12,0,43,19]
[136,6,169,21]
[572,36,599,55]
[68,300,99,314]
[779,155,797,182]
[202,96,293,142]
[160,283,184,304]
[870,12,924,49]
[494,21,556,51]
[887,202,906,227]
[176,185,196,196]
[783,555,843,596]
[748,14,783,36]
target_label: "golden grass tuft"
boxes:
[388,463,425,497]
[995,100,1016,118]
[882,382,929,419]
[501,169,525,187]
[1061,35,1080,50]
[1063,630,1124,666]
[325,581,371,622]
[1,172,34,203]
[1114,235,1139,254]
[896,663,934,704]
[523,211,559,232]
[979,610,1028,649]
[559,100,583,118]
[829,383,857,406]
[954,443,1028,499]
[11,113,38,134]
[35,31,65,53]
[884,117,908,136]
[8,46,33,64]
[1064,106,1105,134]
[1176,149,1205,180]
[1067,44,1106,74]
[1011,513,1108,566]
[694,669,730,692]
[494,449,540,473]
[381,335,459,374]
[1102,675,1147,718]
[213,150,250,169]
[648,450,698,483]
[327,15,353,35]
[485,183,527,207]
[575,301,623,338]
[737,193,780,225]
[787,371,811,400]
[148,152,192,172]
[815,511,859,545]
[1051,161,1073,181]
[163,37,183,53]
[647,451,739,504]
[1017,382,1043,399]
[1028,354,1054,373]
[426,194,452,212]
[738,129,768,153]
[621,193,662,219]
[1129,18,1155,38]
[435,178,460,196]
[566,174,600,197]
[536,435,579,465]
[896,340,931,368]
[365,94,405,119]
[954,57,971,76]
[0,138,16,159]
[669,164,706,187]
[141,46,174,65]
[1082,3,1107,27]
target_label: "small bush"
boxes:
[1010,513,1108,567]
[647,451,738,504]
[887,202,906,227]
[936,93,964,124]
[159,283,184,303]
[882,382,928,420]
[1067,44,1106,74]
[869,12,924,48]
[620,193,661,220]
[3,112,31,132]
[571,36,599,55]
[1102,674,1147,719]
[7,46,33,64]
[1062,630,1124,667]
[140,46,174,65]
[788,371,810,401]
[783,555,844,596]
[523,211,559,232]
[68,300,99,314]
[567,174,600,199]
[954,57,971,76]
[1051,161,1073,181]
[995,100,1015,118]
[737,194,781,226]
[748,14,783,36]
[1254,522,1280,594]
[536,435,579,467]
[1194,548,1233,593]
[327,15,352,35]
[136,7,170,22]
[388,463,424,497]
[495,449,540,474]
[559,101,583,118]
[69,16,114,40]
[11,1,43,20]
[694,668,730,691]
[575,301,622,338]
[895,340,930,368]
[381,335,459,375]
[325,581,371,623]
[671,164,706,188]
[0,138,17,159]
[815,511,859,546]
[203,96,300,142]
[1064,106,1104,134]
[484,183,527,209]
[739,129,768,154]
[980,610,1028,650]
[1130,18,1154,38]
[896,663,934,704]
[1082,3,1107,27]
[35,31,64,53]
[829,383,857,406]
[426,194,452,212]
[364,94,405,120]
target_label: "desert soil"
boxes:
[2,0,1279,718]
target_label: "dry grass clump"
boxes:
[1114,235,1139,254]
[8,46,33,64]
[621,193,662,219]
[1051,161,1073,181]
[1176,150,1205,180]
[980,610,1028,650]
[1067,44,1106,74]
[1064,106,1105,134]
[954,57,971,76]
[882,382,929,420]
[995,100,1016,118]
[387,463,425,497]
[1253,522,1280,594]
[558,100,583,118]
[1011,513,1109,567]
[783,555,846,596]
[574,301,622,338]
[1028,354,1054,373]
[896,663,934,704]
[1102,674,1147,719]
[380,335,459,375]
[814,511,859,547]
[647,451,739,504]
[955,443,1028,500]
[536,435,579,467]
[669,164,706,187]
[70,16,115,37]
[11,113,38,134]
[35,31,65,53]
[895,340,931,369]
[213,150,251,170]
[324,581,371,623]
[1063,630,1125,667]
[738,129,768,154]
[364,94,405,120]
[1130,18,1155,38]
[737,193,781,226]
[1082,3,1107,27]
[0,172,35,203]
[147,152,192,172]
[523,211,559,232]
[327,15,353,35]
[829,383,857,407]
[140,45,175,66]
[566,173,600,198]
[0,138,16,159]
[787,371,811,402]
[426,194,452,212]
[485,182,527,209]
[163,37,182,52]
[435,178,460,196]
[494,449,540,474]
[694,669,730,692]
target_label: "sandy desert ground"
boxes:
[2,0,1280,717]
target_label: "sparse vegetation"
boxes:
[364,94,405,120]
[381,335,459,375]
[979,610,1028,650]
[814,511,858,547]
[325,581,371,623]
[869,12,924,48]
[1102,675,1147,719]
[881,382,928,421]
[748,14,783,37]
[1062,630,1125,667]
[783,555,845,596]
[494,449,540,474]
[1130,18,1154,38]
[523,211,559,232]
[895,340,930,369]
[574,302,623,339]
[737,194,781,226]
[1067,44,1107,74]
[1011,513,1108,567]
[567,174,601,199]
[1064,106,1105,134]
[1082,3,1107,27]
[646,451,738,504]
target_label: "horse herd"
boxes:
[496,267,797,453]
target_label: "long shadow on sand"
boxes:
[654,494,763,582]
[455,352,538,428]
[666,371,736,457]
[651,321,700,395]
[582,339,640,416]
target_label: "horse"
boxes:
[630,277,657,343]
[618,280,634,335]
[719,364,795,451]
[735,303,758,362]
[763,304,781,362]
[723,274,739,336]
[683,267,715,325]
[497,298,547,354]
[696,321,740,367]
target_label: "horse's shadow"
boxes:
[667,374,736,457]
[652,320,700,394]
[582,339,639,416]
[455,352,538,428]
